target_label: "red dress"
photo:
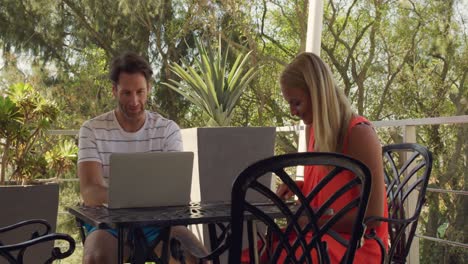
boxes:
[290,116,388,263]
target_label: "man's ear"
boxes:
[112,84,118,97]
[147,83,152,93]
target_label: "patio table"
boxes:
[67,201,288,264]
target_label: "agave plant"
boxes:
[163,36,259,126]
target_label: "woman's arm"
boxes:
[345,123,385,228]
[276,181,304,200]
[297,124,385,232]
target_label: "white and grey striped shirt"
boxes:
[78,110,182,184]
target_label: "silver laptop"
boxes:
[107,152,194,209]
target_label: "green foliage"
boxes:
[45,139,78,179]
[0,82,61,184]
[437,222,449,238]
[0,96,21,138]
[163,36,259,126]
[51,47,114,127]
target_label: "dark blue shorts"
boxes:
[84,223,160,243]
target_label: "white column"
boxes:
[297,0,324,180]
[403,125,420,264]
[306,0,324,54]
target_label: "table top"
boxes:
[67,201,289,229]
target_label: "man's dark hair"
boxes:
[109,52,153,84]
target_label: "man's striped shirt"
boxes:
[78,110,182,185]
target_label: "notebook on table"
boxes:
[106,151,194,209]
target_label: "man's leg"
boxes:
[152,226,212,264]
[169,226,212,264]
[82,229,130,264]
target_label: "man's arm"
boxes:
[78,161,108,207]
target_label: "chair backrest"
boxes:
[382,143,432,263]
[228,152,372,264]
[0,219,75,263]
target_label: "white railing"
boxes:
[49,115,468,263]
[374,115,468,263]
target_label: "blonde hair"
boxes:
[280,52,355,152]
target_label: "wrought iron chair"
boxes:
[228,152,372,264]
[0,219,75,264]
[365,143,432,264]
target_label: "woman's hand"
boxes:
[276,183,294,200]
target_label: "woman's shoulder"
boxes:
[348,118,380,152]
[348,115,371,129]
[349,123,376,139]
[348,115,376,139]
[343,115,378,153]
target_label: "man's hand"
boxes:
[78,161,108,207]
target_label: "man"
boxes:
[78,51,207,263]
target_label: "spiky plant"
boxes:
[163,36,259,126]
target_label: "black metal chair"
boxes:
[228,152,372,264]
[0,219,75,264]
[365,143,432,264]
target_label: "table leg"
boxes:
[208,223,221,264]
[76,218,87,245]
[160,227,171,264]
[118,226,124,264]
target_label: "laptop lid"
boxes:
[107,151,194,209]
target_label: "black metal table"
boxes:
[67,201,286,264]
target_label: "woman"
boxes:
[276,52,388,263]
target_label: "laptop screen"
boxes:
[107,151,194,209]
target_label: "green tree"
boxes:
[319,1,467,262]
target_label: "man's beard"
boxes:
[118,103,144,120]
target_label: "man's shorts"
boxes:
[84,223,160,243]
